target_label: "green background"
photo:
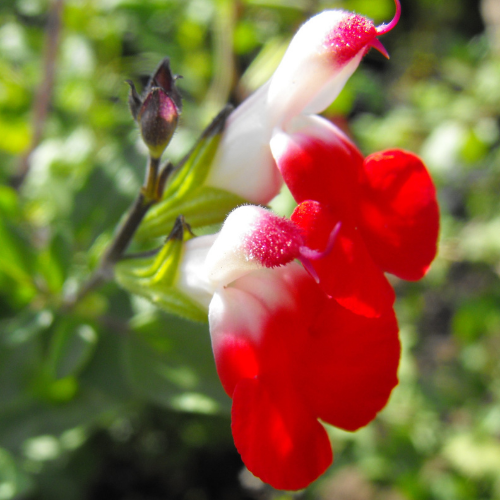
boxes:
[1,0,499,498]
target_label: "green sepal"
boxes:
[115,236,208,323]
[137,186,246,240]
[136,118,247,240]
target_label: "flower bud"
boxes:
[128,58,182,159]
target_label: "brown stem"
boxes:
[100,194,153,268]
[64,157,165,308]
[64,192,153,308]
[12,0,64,190]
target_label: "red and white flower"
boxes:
[177,206,401,490]
[161,0,435,489]
[204,1,401,204]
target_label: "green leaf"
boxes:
[35,231,72,295]
[124,312,230,413]
[0,211,36,293]
[136,186,246,240]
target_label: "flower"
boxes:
[203,1,401,204]
[272,118,440,318]
[117,1,434,489]
[176,206,401,490]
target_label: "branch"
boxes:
[63,159,160,308]
[12,0,65,189]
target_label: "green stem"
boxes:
[143,156,160,202]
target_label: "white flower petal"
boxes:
[209,263,305,349]
[204,205,270,287]
[205,82,283,205]
[176,233,218,310]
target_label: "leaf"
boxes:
[0,211,36,293]
[124,312,230,414]
[115,235,208,323]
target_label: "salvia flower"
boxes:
[174,206,401,491]
[204,1,400,204]
[128,58,182,159]
[116,0,437,491]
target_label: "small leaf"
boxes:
[115,234,208,322]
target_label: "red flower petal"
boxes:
[292,200,395,317]
[209,266,324,396]
[211,266,332,489]
[301,301,400,431]
[359,150,439,280]
[271,117,363,220]
[232,377,332,491]
[209,265,400,490]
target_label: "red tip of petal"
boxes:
[243,211,304,268]
[359,149,440,281]
[324,13,377,66]
[370,38,390,59]
[232,378,332,491]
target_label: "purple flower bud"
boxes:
[138,87,179,159]
[128,58,182,159]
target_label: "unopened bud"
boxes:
[138,88,179,159]
[128,58,182,159]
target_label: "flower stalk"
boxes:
[64,61,183,307]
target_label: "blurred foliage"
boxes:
[1,0,500,498]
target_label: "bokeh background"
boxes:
[1,0,500,498]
